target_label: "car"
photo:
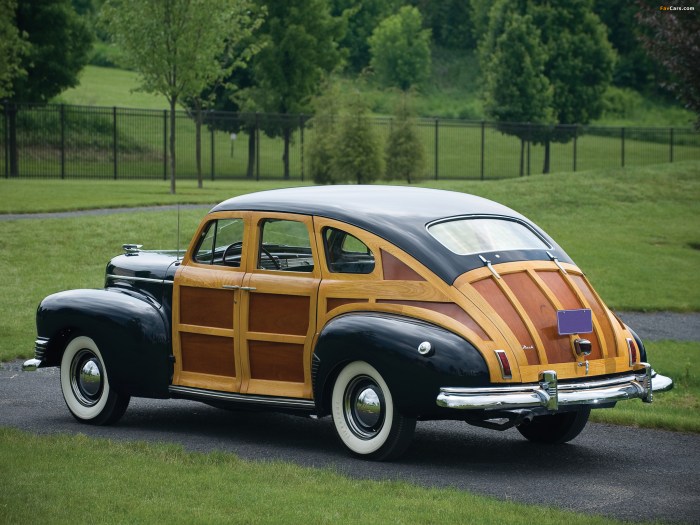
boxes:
[24,186,673,460]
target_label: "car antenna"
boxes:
[176,203,181,261]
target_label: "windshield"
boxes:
[428,217,550,256]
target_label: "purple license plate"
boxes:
[557,309,593,335]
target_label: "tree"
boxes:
[103,0,262,193]
[482,11,553,176]
[0,0,27,100]
[247,0,345,179]
[384,96,426,183]
[480,0,615,173]
[636,0,700,129]
[413,0,476,50]
[368,6,432,91]
[307,83,344,184]
[10,0,92,102]
[332,96,382,184]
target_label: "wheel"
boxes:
[517,407,590,444]
[60,335,130,425]
[331,361,416,461]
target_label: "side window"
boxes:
[258,219,314,272]
[193,218,244,267]
[323,227,375,274]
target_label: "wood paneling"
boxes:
[502,272,572,364]
[381,249,425,281]
[180,286,234,329]
[471,277,538,364]
[180,332,235,377]
[248,293,310,336]
[376,300,491,341]
[248,341,305,383]
[570,274,618,357]
[326,297,369,312]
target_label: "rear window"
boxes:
[428,217,550,255]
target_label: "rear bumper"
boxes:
[436,363,673,411]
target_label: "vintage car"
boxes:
[25,186,673,460]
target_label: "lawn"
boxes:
[0,427,653,525]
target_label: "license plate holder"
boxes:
[557,309,593,335]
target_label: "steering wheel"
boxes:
[222,241,243,266]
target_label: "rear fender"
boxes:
[312,312,489,418]
[36,288,172,398]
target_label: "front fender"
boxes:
[36,288,172,398]
[312,312,489,418]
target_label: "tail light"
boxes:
[495,350,512,379]
[627,338,639,366]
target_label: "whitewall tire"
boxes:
[60,335,129,425]
[331,361,415,461]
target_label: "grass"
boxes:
[56,65,168,110]
[0,427,652,525]
[590,341,700,432]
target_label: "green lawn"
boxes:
[0,427,653,525]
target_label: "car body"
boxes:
[25,186,673,460]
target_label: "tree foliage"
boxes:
[10,0,92,103]
[368,6,431,91]
[384,97,425,183]
[0,0,27,100]
[333,96,382,184]
[103,0,261,193]
[636,0,700,129]
[330,0,400,72]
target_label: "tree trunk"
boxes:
[543,140,551,174]
[169,98,177,194]
[246,129,256,179]
[519,138,525,177]
[282,126,291,180]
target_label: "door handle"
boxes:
[239,286,257,291]
[222,285,240,290]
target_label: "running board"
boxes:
[169,385,316,413]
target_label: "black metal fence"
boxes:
[2,102,699,181]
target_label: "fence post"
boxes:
[480,121,485,181]
[163,110,167,180]
[434,118,439,180]
[60,105,66,179]
[621,127,625,168]
[527,122,531,176]
[210,126,215,181]
[669,128,674,163]
[3,103,7,178]
[112,107,118,180]
[300,114,305,181]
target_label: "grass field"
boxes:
[0,427,657,525]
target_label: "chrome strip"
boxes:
[437,364,673,411]
[169,385,316,410]
[106,274,174,285]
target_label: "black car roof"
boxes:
[211,186,571,283]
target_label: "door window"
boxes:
[193,218,245,267]
[258,219,314,272]
[323,227,375,274]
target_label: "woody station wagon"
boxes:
[25,186,673,460]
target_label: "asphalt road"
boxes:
[1,361,698,524]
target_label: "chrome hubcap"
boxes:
[70,349,103,406]
[344,376,385,439]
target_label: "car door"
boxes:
[239,213,320,399]
[172,212,250,393]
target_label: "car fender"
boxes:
[36,288,172,398]
[312,312,489,418]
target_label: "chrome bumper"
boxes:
[22,338,49,371]
[436,363,673,411]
